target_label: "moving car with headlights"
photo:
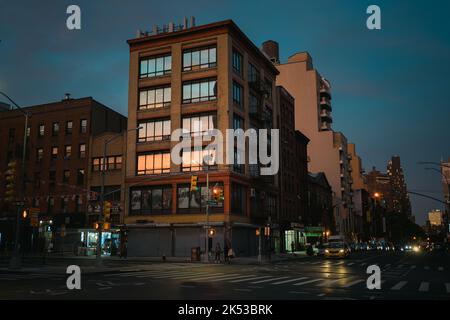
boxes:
[324,242,351,259]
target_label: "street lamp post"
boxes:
[95,127,140,267]
[1,92,30,270]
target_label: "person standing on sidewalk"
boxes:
[214,243,222,263]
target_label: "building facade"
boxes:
[124,20,281,257]
[0,96,126,253]
[266,46,353,238]
[348,143,369,239]
[387,156,411,216]
[277,85,309,252]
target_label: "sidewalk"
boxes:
[0,251,310,274]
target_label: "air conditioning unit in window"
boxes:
[250,188,256,198]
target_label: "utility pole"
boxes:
[204,172,209,263]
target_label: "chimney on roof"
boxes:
[190,16,196,28]
[262,40,280,64]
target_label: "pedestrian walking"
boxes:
[227,247,235,263]
[214,243,222,263]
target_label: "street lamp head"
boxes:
[374,192,380,198]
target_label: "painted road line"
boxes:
[234,288,252,292]
[272,277,309,285]
[167,272,225,280]
[316,278,347,287]
[424,266,430,270]
[250,276,289,284]
[229,275,272,283]
[342,279,365,288]
[445,283,450,293]
[438,267,444,271]
[151,271,205,279]
[410,265,416,269]
[347,262,355,266]
[391,281,408,290]
[203,274,255,282]
[293,279,324,286]
[397,265,403,269]
[183,273,239,281]
[418,282,429,292]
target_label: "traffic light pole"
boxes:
[1,92,30,270]
[204,172,209,263]
[95,141,107,267]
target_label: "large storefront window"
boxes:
[177,183,223,214]
[130,185,172,215]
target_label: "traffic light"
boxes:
[103,222,111,231]
[212,187,220,201]
[103,201,111,221]
[22,209,28,219]
[93,222,100,230]
[264,226,270,236]
[190,175,198,192]
[255,228,260,236]
[208,228,216,237]
[218,188,224,201]
[5,161,17,203]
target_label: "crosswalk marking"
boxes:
[342,279,364,288]
[293,279,323,286]
[418,282,429,292]
[272,277,309,285]
[391,281,408,290]
[142,271,201,279]
[180,273,237,281]
[229,275,272,283]
[135,271,186,278]
[410,265,416,269]
[445,283,450,293]
[397,265,403,269]
[316,278,346,287]
[147,271,213,279]
[167,272,224,280]
[438,267,444,271]
[205,274,255,282]
[250,276,289,284]
[424,266,430,270]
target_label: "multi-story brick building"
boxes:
[124,19,281,257]
[263,44,354,238]
[0,96,126,252]
[277,86,309,252]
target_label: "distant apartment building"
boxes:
[366,156,411,218]
[264,45,354,238]
[428,209,443,226]
[387,156,411,216]
[348,143,369,238]
[0,96,126,252]
[124,19,282,257]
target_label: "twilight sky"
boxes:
[1,0,449,225]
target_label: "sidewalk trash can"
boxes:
[191,247,200,262]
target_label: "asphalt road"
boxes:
[1,250,449,300]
